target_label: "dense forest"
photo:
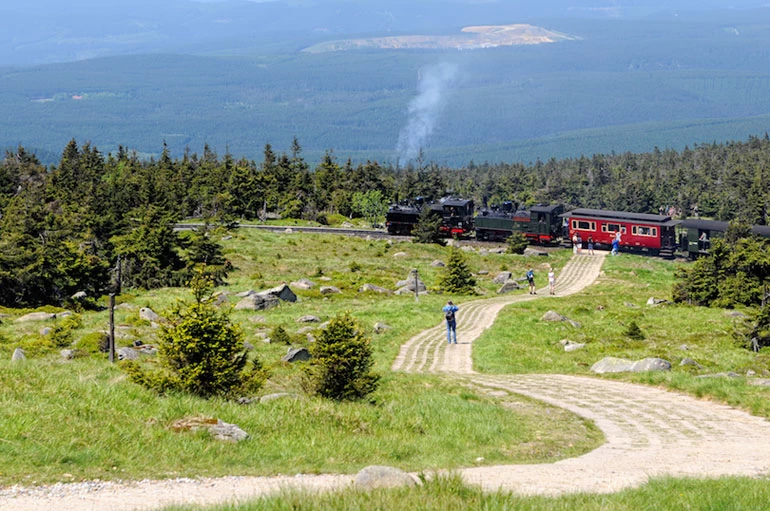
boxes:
[1,134,769,307]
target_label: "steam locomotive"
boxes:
[385,199,770,258]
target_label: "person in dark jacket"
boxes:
[442,300,459,344]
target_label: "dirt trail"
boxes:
[4,250,770,510]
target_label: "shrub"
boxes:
[124,272,267,398]
[506,233,529,254]
[48,314,83,348]
[270,325,292,345]
[304,312,379,401]
[624,321,645,341]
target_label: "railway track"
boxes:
[175,222,397,239]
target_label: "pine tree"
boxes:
[439,247,476,294]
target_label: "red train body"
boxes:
[561,208,679,255]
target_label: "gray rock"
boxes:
[624,302,640,309]
[493,271,512,284]
[296,326,316,334]
[646,297,668,306]
[243,341,254,351]
[58,311,74,319]
[630,358,672,372]
[395,287,428,296]
[296,315,321,323]
[680,358,703,369]
[236,289,257,298]
[477,270,489,275]
[725,310,749,319]
[260,284,297,303]
[282,347,311,363]
[212,292,229,307]
[697,372,741,379]
[117,347,141,361]
[591,357,634,373]
[541,310,568,322]
[61,349,77,360]
[392,252,408,258]
[395,279,426,293]
[15,312,56,322]
[209,420,250,442]
[489,247,506,254]
[430,260,445,267]
[354,465,417,490]
[71,291,87,300]
[748,379,770,387]
[235,293,280,311]
[374,322,391,334]
[259,392,300,403]
[359,283,391,294]
[563,341,586,352]
[139,307,161,322]
[523,247,548,257]
[284,227,293,233]
[40,327,53,336]
[11,348,26,361]
[290,278,316,290]
[497,281,521,294]
[320,286,341,295]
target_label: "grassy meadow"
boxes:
[1,227,769,507]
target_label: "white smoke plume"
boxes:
[396,62,459,163]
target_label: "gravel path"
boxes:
[4,250,770,510]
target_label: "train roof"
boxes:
[561,208,679,227]
[531,204,563,214]
[442,198,474,207]
[679,218,730,231]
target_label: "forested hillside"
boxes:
[2,11,770,167]
[1,134,769,307]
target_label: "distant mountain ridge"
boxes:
[302,24,578,53]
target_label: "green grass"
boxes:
[1,230,769,499]
[160,474,770,511]
[474,253,770,417]
[0,230,590,486]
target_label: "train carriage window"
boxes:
[632,226,657,237]
[602,223,624,233]
[572,220,595,230]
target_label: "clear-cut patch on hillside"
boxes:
[302,24,578,53]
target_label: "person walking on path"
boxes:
[548,268,556,295]
[442,300,459,344]
[611,236,620,256]
[527,267,536,295]
[587,235,594,255]
[572,233,578,254]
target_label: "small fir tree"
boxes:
[304,312,379,401]
[413,206,444,245]
[507,233,529,254]
[439,247,477,294]
[123,271,267,398]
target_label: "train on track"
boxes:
[385,198,770,258]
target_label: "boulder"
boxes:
[359,283,391,294]
[260,284,297,303]
[71,291,87,300]
[290,278,316,290]
[212,292,229,307]
[61,349,78,360]
[393,252,408,258]
[591,356,672,374]
[15,312,56,322]
[374,322,391,333]
[493,271,512,284]
[139,307,161,322]
[320,286,341,295]
[296,326,316,334]
[430,260,445,267]
[646,297,668,307]
[117,347,141,361]
[679,358,703,369]
[236,289,257,298]
[541,310,567,322]
[497,281,521,294]
[524,247,548,257]
[562,341,586,352]
[282,347,311,363]
[284,228,293,233]
[171,417,249,442]
[296,315,321,323]
[477,270,489,275]
[354,466,417,490]
[11,348,26,361]
[624,302,640,309]
[40,327,53,336]
[235,293,280,311]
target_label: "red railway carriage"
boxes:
[561,208,679,255]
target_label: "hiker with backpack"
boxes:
[443,300,459,344]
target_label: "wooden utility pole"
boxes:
[109,294,116,363]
